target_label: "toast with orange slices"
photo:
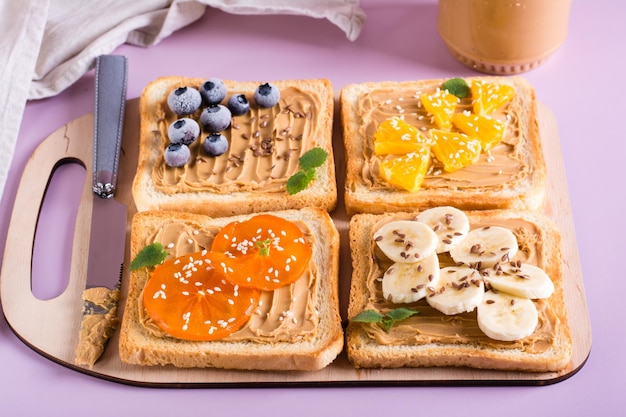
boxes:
[118,207,343,371]
[340,76,546,215]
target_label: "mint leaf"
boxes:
[351,308,419,332]
[286,169,315,195]
[299,147,328,171]
[129,242,168,271]
[380,317,395,332]
[443,78,470,98]
[386,307,420,321]
[286,147,329,195]
[352,309,385,323]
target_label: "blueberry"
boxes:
[200,78,227,105]
[254,83,280,108]
[164,143,191,167]
[200,104,232,132]
[227,94,250,116]
[203,133,229,157]
[167,86,202,115]
[168,118,200,145]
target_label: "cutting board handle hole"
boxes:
[32,159,86,300]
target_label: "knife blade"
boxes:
[74,55,128,368]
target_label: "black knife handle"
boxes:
[93,55,127,199]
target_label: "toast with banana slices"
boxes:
[346,207,572,372]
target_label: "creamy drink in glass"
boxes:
[437,0,572,74]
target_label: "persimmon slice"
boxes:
[143,250,260,341]
[211,214,313,291]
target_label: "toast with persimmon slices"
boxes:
[118,207,343,371]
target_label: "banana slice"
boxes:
[426,266,484,315]
[484,262,555,299]
[416,206,470,253]
[382,253,440,303]
[477,290,538,341]
[449,226,518,268]
[374,220,438,263]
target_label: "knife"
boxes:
[74,55,128,368]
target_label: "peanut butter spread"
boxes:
[153,86,321,194]
[75,287,121,368]
[138,220,319,343]
[357,80,529,190]
[360,214,559,353]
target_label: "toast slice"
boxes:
[346,209,572,372]
[119,207,343,371]
[340,76,546,215]
[132,76,337,217]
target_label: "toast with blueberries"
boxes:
[132,76,337,217]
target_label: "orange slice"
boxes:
[211,214,313,291]
[379,145,431,192]
[471,81,515,115]
[420,89,459,130]
[452,111,507,152]
[143,250,261,341]
[375,140,431,155]
[373,116,433,155]
[430,129,482,172]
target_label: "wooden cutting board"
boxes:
[0,98,591,387]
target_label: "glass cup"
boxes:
[437,0,572,74]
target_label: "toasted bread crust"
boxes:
[346,209,572,372]
[340,77,546,215]
[132,77,337,217]
[119,208,343,371]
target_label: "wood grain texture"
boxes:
[0,99,591,386]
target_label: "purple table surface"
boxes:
[1,0,622,415]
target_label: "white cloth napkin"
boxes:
[0,0,365,203]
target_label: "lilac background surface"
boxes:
[1,1,623,415]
